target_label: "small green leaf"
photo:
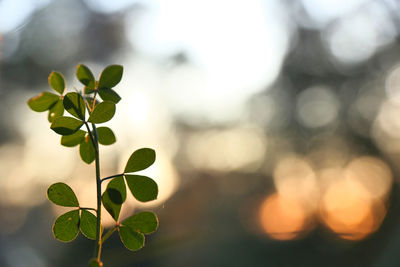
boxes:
[97,127,116,145]
[89,259,103,267]
[76,64,95,88]
[102,176,126,221]
[88,101,116,124]
[123,212,158,234]
[52,210,80,242]
[63,92,86,120]
[61,130,86,147]
[124,148,156,173]
[98,88,121,104]
[51,116,83,135]
[48,71,65,94]
[125,175,158,202]
[48,99,64,122]
[47,182,79,207]
[80,210,97,240]
[27,92,59,112]
[98,65,123,89]
[80,135,95,164]
[119,225,144,251]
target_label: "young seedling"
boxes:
[27,64,159,266]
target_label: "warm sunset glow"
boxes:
[345,156,392,200]
[317,167,344,191]
[273,156,319,213]
[259,193,308,240]
[319,178,385,240]
[186,126,266,172]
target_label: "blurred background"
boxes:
[2,0,400,266]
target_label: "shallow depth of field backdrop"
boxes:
[2,0,400,266]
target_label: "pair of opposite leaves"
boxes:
[47,147,159,251]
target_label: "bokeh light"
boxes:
[322,2,396,66]
[296,86,340,128]
[345,156,392,200]
[186,126,267,172]
[125,0,291,123]
[301,0,368,26]
[259,193,310,240]
[319,177,386,240]
[273,155,319,213]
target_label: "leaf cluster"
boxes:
[28,65,122,164]
[28,64,159,264]
[48,180,158,250]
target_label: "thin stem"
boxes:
[84,122,96,150]
[101,173,124,183]
[84,122,102,260]
[91,91,98,111]
[101,226,118,245]
[92,123,103,261]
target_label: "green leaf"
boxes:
[123,212,158,234]
[76,64,95,88]
[106,175,127,202]
[102,176,126,221]
[51,116,83,135]
[80,136,95,164]
[89,259,102,267]
[125,175,158,202]
[48,99,64,122]
[63,92,86,120]
[27,92,59,112]
[119,225,144,251]
[88,101,116,124]
[61,130,86,147]
[97,127,116,145]
[98,65,123,89]
[48,71,65,94]
[47,182,79,207]
[98,88,121,104]
[52,210,80,242]
[124,148,156,173]
[80,210,97,240]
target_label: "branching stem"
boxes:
[101,173,125,183]
[91,91,98,111]
[101,226,118,245]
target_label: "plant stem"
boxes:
[84,122,102,260]
[91,91,98,111]
[92,123,103,261]
[101,173,124,183]
[84,122,96,152]
[101,226,118,244]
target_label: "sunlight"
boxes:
[319,178,383,240]
[273,155,319,213]
[125,0,290,122]
[259,193,309,240]
[345,156,392,200]
[186,126,267,172]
